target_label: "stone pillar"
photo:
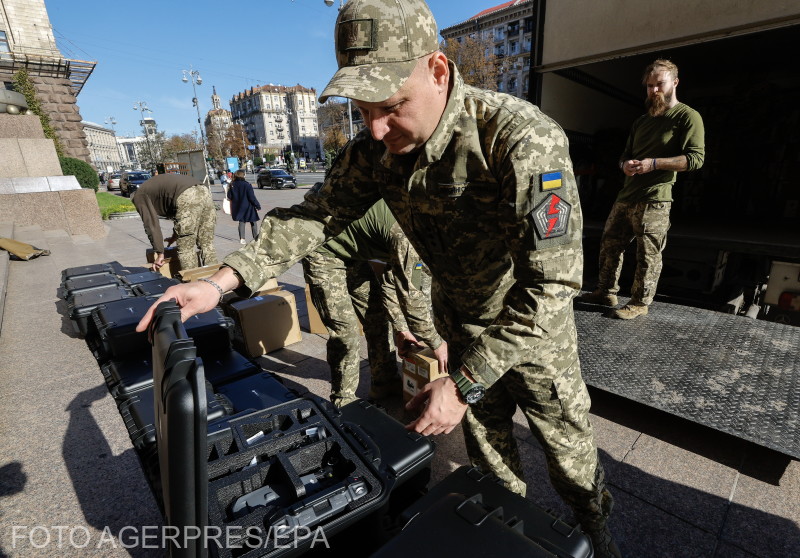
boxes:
[28,75,92,163]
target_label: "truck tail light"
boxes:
[778,292,800,311]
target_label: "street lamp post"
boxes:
[104,116,124,172]
[132,101,154,171]
[181,66,210,183]
[324,0,354,140]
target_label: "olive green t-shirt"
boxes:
[617,103,705,203]
[316,199,395,261]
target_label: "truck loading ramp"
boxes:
[575,299,800,459]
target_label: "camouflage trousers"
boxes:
[597,200,672,305]
[174,185,218,269]
[434,288,614,532]
[302,251,398,406]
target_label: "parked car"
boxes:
[107,173,122,191]
[120,171,151,198]
[257,169,297,189]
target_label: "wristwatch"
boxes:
[451,368,486,405]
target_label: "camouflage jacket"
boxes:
[224,63,583,388]
[314,199,442,350]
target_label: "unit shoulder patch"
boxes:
[531,193,571,240]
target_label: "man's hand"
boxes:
[151,253,166,271]
[395,330,421,358]
[432,340,449,375]
[623,158,656,176]
[405,376,468,436]
[135,267,242,332]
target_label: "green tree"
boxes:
[161,133,201,162]
[322,126,348,155]
[441,35,498,90]
[12,69,64,157]
[59,156,99,191]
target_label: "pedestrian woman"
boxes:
[227,169,261,244]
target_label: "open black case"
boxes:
[149,300,434,558]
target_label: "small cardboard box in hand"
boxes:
[146,247,180,278]
[402,346,448,403]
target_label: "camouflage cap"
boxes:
[319,0,439,103]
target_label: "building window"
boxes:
[509,76,517,92]
[0,31,9,54]
[510,41,518,55]
[494,27,505,41]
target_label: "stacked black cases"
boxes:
[59,262,152,338]
[389,466,594,558]
[67,286,134,337]
[58,274,124,301]
[149,301,394,558]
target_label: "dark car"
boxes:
[120,171,151,198]
[257,169,297,189]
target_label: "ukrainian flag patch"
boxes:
[541,171,563,191]
[414,262,424,270]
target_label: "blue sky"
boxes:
[46,0,497,138]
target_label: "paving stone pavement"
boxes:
[0,182,797,557]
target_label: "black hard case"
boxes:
[148,301,397,558]
[121,270,166,287]
[104,350,271,403]
[60,261,148,282]
[58,273,122,300]
[374,492,561,557]
[397,466,594,558]
[61,261,122,281]
[68,286,133,337]
[181,309,235,359]
[133,278,180,297]
[91,296,160,361]
[337,400,434,487]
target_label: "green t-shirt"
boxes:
[617,103,705,203]
[316,199,395,261]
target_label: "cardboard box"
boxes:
[402,347,448,403]
[227,289,302,357]
[304,284,329,335]
[255,277,279,295]
[177,263,223,282]
[146,247,181,278]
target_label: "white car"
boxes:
[107,173,121,190]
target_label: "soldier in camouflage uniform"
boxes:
[579,59,705,319]
[137,1,619,555]
[132,173,218,270]
[303,198,445,407]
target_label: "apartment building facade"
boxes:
[229,84,321,162]
[81,121,122,173]
[440,0,534,99]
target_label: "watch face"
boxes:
[465,384,486,404]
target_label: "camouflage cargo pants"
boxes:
[302,251,398,406]
[434,287,614,532]
[174,185,218,269]
[597,201,672,305]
